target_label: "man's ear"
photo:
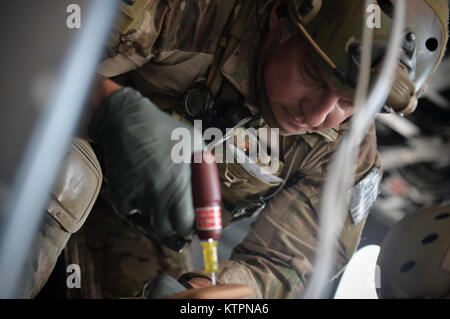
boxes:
[268,0,288,31]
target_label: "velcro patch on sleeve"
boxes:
[349,167,382,225]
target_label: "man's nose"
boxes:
[303,92,339,128]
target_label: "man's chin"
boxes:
[271,105,310,134]
[277,119,310,135]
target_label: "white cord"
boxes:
[303,0,406,299]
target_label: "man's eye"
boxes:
[300,62,328,88]
[339,99,354,108]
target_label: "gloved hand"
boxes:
[141,274,189,299]
[89,87,204,251]
[141,272,253,299]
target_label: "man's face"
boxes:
[264,34,354,133]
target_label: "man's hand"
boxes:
[142,273,253,299]
[88,82,204,250]
[141,274,211,299]
[187,277,213,288]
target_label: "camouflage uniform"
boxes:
[23,0,380,299]
[85,0,381,299]
[70,194,192,299]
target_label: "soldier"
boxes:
[24,0,448,298]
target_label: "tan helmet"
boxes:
[280,0,449,115]
[377,206,450,298]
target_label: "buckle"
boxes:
[231,198,266,222]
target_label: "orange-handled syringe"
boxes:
[191,152,222,286]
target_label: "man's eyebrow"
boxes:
[300,53,355,103]
[339,98,354,106]
[299,58,329,87]
[310,60,354,101]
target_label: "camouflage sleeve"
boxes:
[98,0,236,77]
[98,0,169,77]
[214,123,381,298]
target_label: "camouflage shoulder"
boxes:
[109,0,238,59]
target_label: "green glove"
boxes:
[89,87,204,251]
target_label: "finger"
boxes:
[169,187,196,238]
[152,206,174,237]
